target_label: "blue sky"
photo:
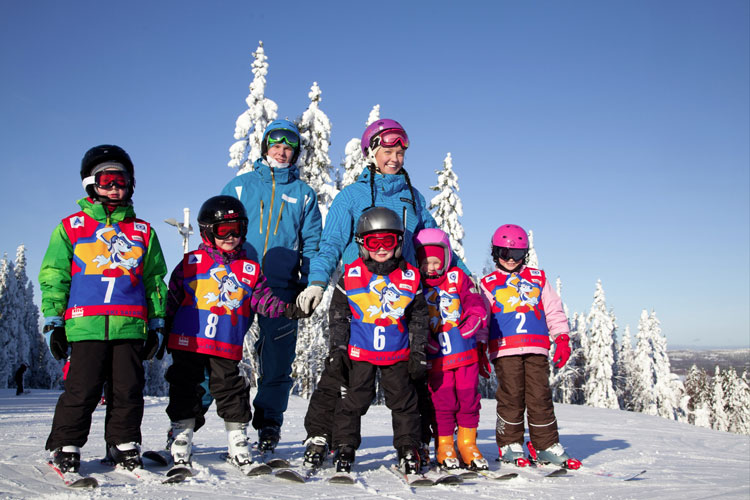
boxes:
[1,1,748,348]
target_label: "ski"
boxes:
[388,464,460,487]
[142,450,171,467]
[328,471,357,484]
[220,452,273,476]
[592,469,647,481]
[274,464,321,483]
[162,465,193,484]
[476,470,520,481]
[46,461,99,488]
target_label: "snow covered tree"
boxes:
[710,366,730,431]
[526,230,539,269]
[0,255,20,388]
[684,364,712,428]
[296,82,336,219]
[228,41,278,174]
[615,325,636,410]
[630,310,683,420]
[551,311,586,404]
[429,152,466,262]
[339,105,379,189]
[722,368,750,435]
[582,280,619,409]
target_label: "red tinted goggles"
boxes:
[95,170,130,190]
[376,129,409,149]
[362,232,400,252]
[213,221,245,240]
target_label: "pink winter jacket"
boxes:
[480,266,569,359]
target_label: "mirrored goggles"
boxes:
[376,129,409,149]
[213,221,246,240]
[362,232,400,252]
[266,128,300,149]
[95,170,130,190]
[495,247,528,262]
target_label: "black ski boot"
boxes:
[333,444,356,473]
[258,425,280,453]
[397,445,421,475]
[52,447,80,473]
[303,436,329,468]
[108,442,143,471]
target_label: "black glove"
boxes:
[408,349,427,381]
[325,348,351,385]
[143,328,165,361]
[284,302,310,320]
[44,325,69,361]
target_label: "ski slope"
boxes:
[0,389,747,499]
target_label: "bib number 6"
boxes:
[373,326,386,351]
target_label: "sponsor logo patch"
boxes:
[350,347,360,359]
[243,262,256,275]
[281,193,298,204]
[484,274,497,283]
[530,269,542,276]
[70,216,84,228]
[347,266,362,277]
[134,223,147,233]
[188,254,202,264]
[448,271,458,283]
[71,307,84,318]
[178,336,190,347]
[401,269,415,280]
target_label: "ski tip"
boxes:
[68,477,99,488]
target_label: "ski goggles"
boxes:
[212,221,246,240]
[494,246,528,262]
[94,170,130,190]
[374,129,409,149]
[361,232,401,252]
[266,128,300,149]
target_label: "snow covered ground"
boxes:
[1,388,748,499]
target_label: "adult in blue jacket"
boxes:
[297,118,469,313]
[221,119,322,451]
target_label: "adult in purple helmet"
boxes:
[296,119,470,468]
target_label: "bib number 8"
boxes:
[204,313,219,338]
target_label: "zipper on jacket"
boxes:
[273,200,285,235]
[105,315,109,340]
[261,169,276,270]
[259,200,264,233]
[402,206,408,231]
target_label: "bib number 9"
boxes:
[439,332,452,355]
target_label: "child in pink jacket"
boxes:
[414,229,490,471]
[479,224,580,469]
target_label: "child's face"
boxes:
[94,184,126,203]
[215,235,240,252]
[420,256,442,276]
[497,256,522,272]
[369,246,395,263]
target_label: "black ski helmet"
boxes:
[354,206,405,260]
[197,195,248,247]
[80,145,135,201]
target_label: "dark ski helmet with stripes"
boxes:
[80,145,135,202]
[197,195,248,247]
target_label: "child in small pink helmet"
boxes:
[479,224,580,469]
[414,228,490,471]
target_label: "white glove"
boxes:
[296,285,324,315]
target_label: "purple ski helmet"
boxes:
[414,228,452,276]
[360,119,409,156]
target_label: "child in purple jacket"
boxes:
[414,228,490,471]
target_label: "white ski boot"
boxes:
[170,418,195,466]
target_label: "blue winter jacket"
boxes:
[307,167,470,287]
[221,159,322,290]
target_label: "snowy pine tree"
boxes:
[710,366,730,431]
[228,41,278,174]
[339,105,379,189]
[684,364,712,428]
[551,311,586,404]
[722,368,750,435]
[0,255,20,388]
[526,230,539,269]
[615,325,636,410]
[429,152,466,261]
[582,280,619,409]
[296,82,336,219]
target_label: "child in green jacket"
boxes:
[40,145,168,474]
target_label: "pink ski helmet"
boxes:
[414,228,452,276]
[492,224,528,249]
[360,119,409,156]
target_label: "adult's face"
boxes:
[268,144,294,164]
[375,145,405,175]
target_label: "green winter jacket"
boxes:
[39,198,168,342]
